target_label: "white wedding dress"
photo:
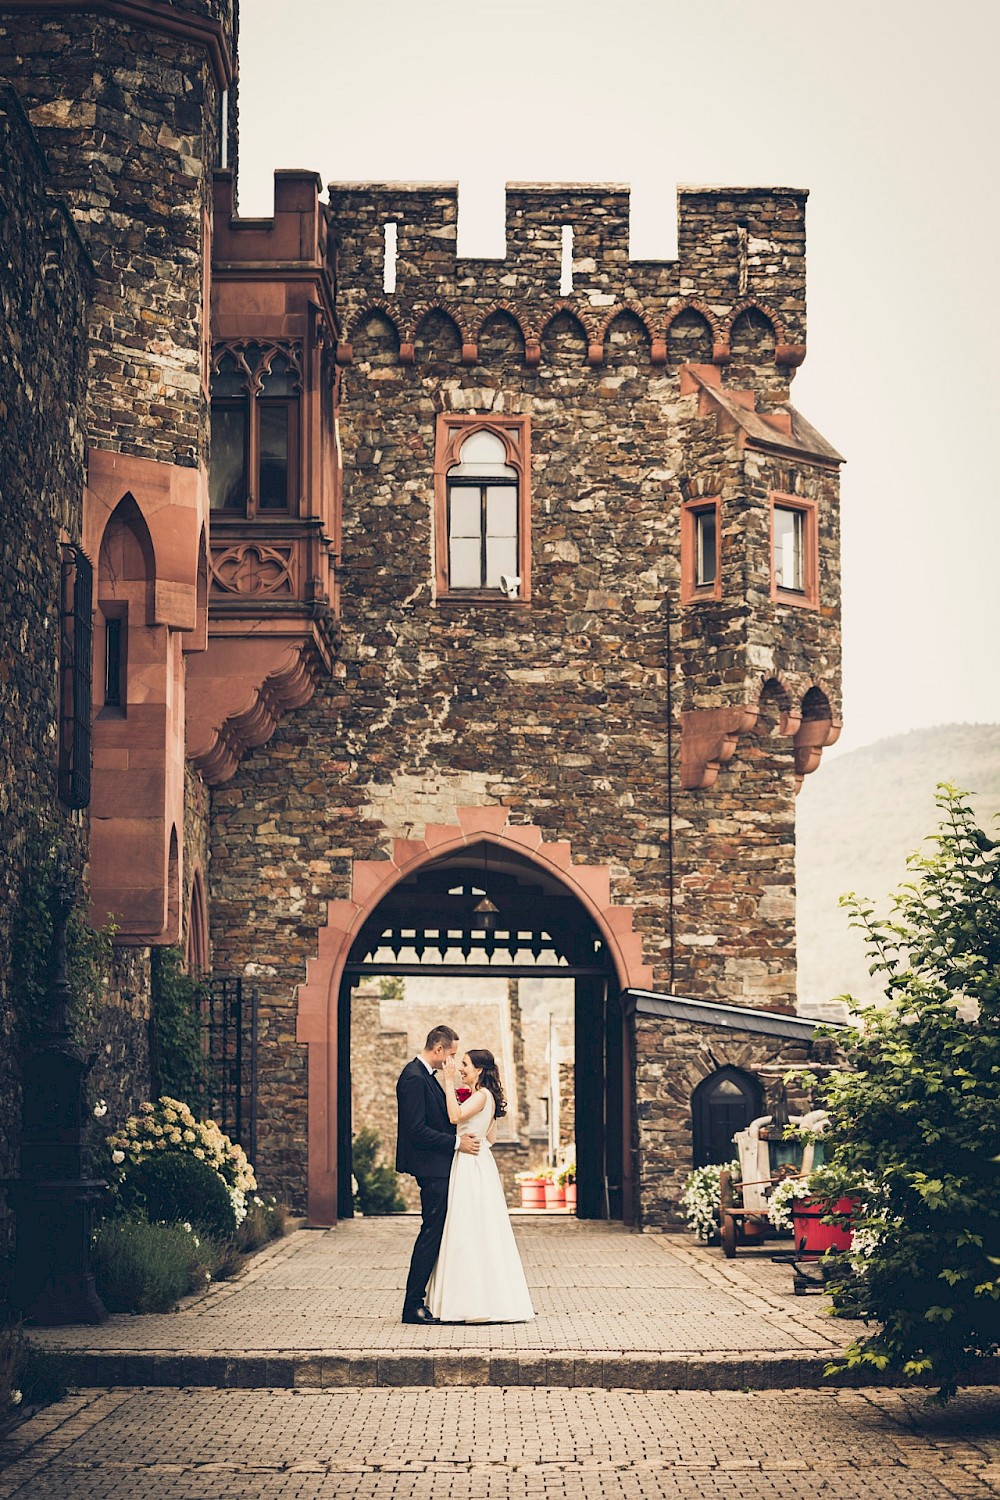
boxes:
[426,1090,535,1323]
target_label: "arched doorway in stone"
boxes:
[296,809,654,1227]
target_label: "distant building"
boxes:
[0,0,842,1232]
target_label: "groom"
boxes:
[396,1024,480,1325]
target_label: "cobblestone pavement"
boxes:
[30,1217,865,1372]
[2,1384,999,1499]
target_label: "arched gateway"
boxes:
[296,809,654,1226]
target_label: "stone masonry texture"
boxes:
[208,182,842,1222]
[0,7,841,1238]
[0,84,92,1247]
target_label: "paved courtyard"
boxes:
[9,1221,1000,1497]
[2,1384,999,1498]
[28,1217,875,1388]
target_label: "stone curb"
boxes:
[28,1347,1000,1392]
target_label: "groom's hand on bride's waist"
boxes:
[458,1134,481,1155]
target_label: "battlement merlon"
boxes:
[326,181,808,352]
[214,169,329,270]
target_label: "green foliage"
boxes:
[92,1213,209,1313]
[378,975,406,1004]
[236,1195,287,1253]
[813,786,1000,1400]
[121,1151,237,1242]
[352,1127,406,1215]
[10,823,114,1045]
[150,947,207,1105]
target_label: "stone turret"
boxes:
[0,0,237,942]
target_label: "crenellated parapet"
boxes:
[329,182,807,373]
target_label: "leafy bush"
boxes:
[93,1214,209,1313]
[120,1150,237,1241]
[107,1096,256,1226]
[352,1128,406,1214]
[236,1195,287,1253]
[150,948,206,1105]
[813,787,1000,1400]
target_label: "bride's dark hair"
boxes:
[467,1048,507,1119]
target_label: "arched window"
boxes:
[210,344,301,516]
[434,414,531,601]
[447,429,518,591]
[691,1066,762,1167]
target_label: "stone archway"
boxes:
[296,807,654,1225]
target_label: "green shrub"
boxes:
[93,1215,208,1313]
[814,787,1000,1401]
[352,1127,406,1215]
[121,1151,236,1241]
[236,1195,286,1253]
[197,1235,245,1283]
[150,948,207,1105]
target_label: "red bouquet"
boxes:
[455,1086,472,1103]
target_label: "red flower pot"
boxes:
[564,1183,577,1209]
[519,1179,545,1209]
[792,1196,855,1255]
[544,1181,566,1209]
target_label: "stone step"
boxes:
[29,1346,1000,1392]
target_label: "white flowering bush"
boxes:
[767,1175,814,1233]
[107,1096,256,1227]
[680,1161,739,1241]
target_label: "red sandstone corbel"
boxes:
[775,344,807,367]
[712,342,731,365]
[335,341,353,365]
[792,716,841,791]
[587,341,604,366]
[679,705,760,790]
[398,341,415,365]
[460,341,478,365]
[524,338,541,368]
[650,336,667,366]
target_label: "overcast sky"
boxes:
[237,0,999,756]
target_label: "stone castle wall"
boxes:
[209,184,841,1219]
[0,2,234,465]
[0,86,93,1224]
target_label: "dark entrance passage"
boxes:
[335,842,631,1223]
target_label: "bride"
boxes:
[426,1049,535,1323]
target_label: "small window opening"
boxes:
[383,221,398,295]
[219,90,228,170]
[774,506,804,593]
[694,508,717,588]
[560,224,573,296]
[104,617,123,706]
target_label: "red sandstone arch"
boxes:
[296,806,654,1224]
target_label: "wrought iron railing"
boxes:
[203,975,258,1162]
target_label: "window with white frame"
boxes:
[434,416,530,600]
[770,493,818,607]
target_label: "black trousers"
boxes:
[403,1175,449,1311]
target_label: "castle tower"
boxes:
[0,0,237,942]
[207,180,843,1224]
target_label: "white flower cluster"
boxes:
[845,1176,900,1269]
[767,1175,814,1233]
[92,1099,108,1119]
[106,1095,257,1210]
[680,1160,740,1241]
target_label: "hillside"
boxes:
[795,723,1000,1017]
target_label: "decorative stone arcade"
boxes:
[296,810,654,1227]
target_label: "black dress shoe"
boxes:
[401,1304,439,1325]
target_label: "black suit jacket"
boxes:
[395,1058,456,1179]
